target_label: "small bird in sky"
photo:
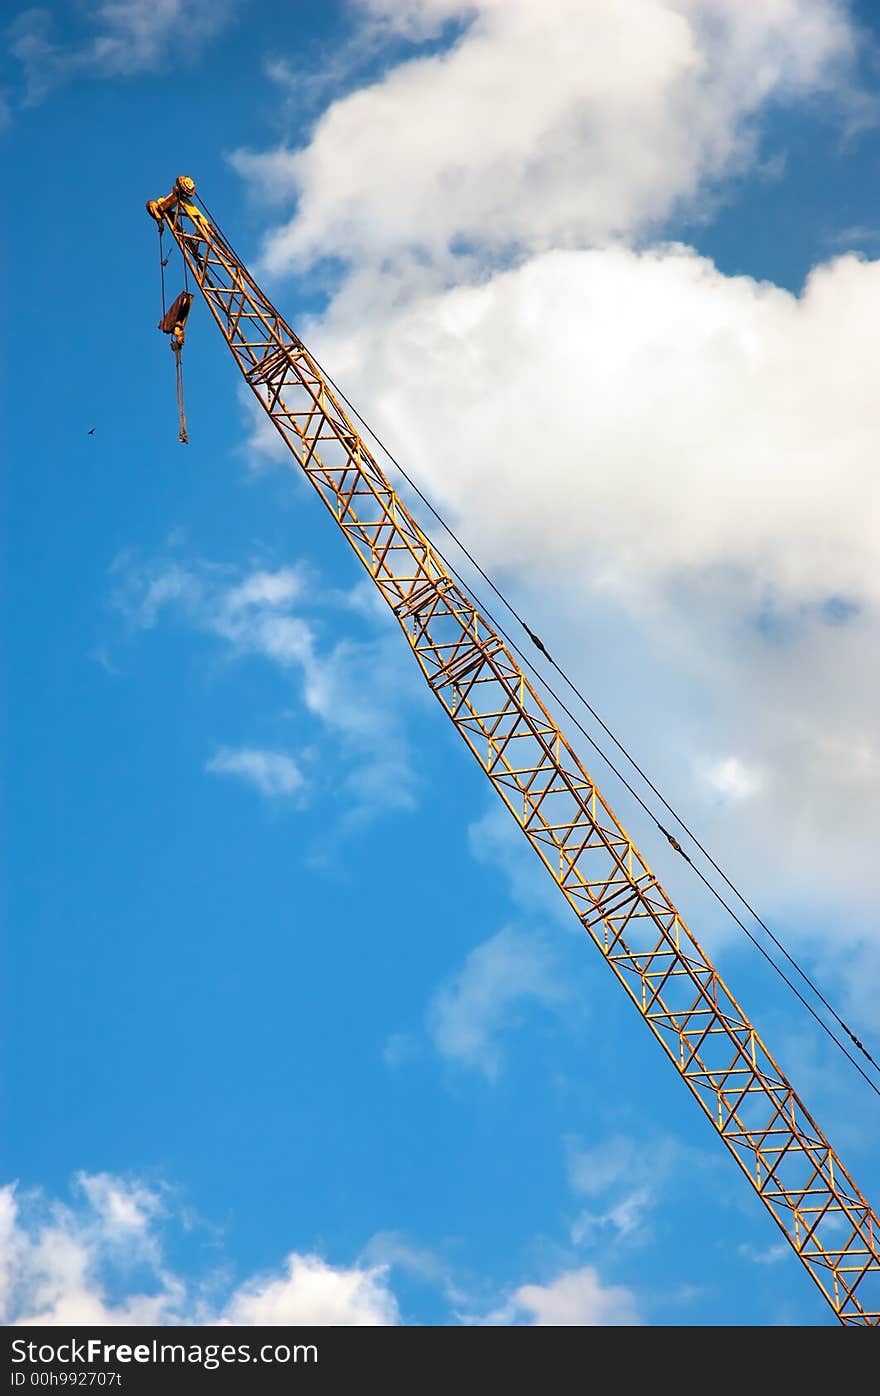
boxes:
[87,427,96,435]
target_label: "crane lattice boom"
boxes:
[147,176,880,1325]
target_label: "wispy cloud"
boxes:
[118,559,204,630]
[427,925,569,1080]
[566,1134,656,1245]
[381,1031,422,1069]
[112,553,420,831]
[824,223,880,250]
[466,804,569,925]
[565,1131,715,1249]
[224,568,303,612]
[472,1264,639,1326]
[206,747,306,800]
[360,1231,449,1287]
[7,0,240,107]
[738,1240,788,1266]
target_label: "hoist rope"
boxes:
[157,216,190,444]
[175,347,189,445]
[157,225,168,319]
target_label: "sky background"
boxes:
[2,0,880,1326]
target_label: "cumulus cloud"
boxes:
[235,0,858,275]
[8,0,239,105]
[0,1174,182,1326]
[230,0,880,959]
[427,925,568,1079]
[0,1174,398,1327]
[308,246,880,923]
[317,245,880,611]
[206,747,306,800]
[221,1253,399,1326]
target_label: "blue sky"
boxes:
[2,0,880,1326]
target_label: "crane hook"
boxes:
[157,291,194,444]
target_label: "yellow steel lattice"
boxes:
[147,178,880,1325]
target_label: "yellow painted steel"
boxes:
[147,176,880,1325]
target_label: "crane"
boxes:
[146,175,880,1326]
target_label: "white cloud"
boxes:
[222,1253,398,1326]
[353,0,474,42]
[227,1,880,959]
[224,568,302,612]
[206,747,306,800]
[568,1135,643,1199]
[738,1241,789,1266]
[0,1175,182,1326]
[565,1132,716,1249]
[360,1231,448,1285]
[8,0,239,105]
[114,555,420,829]
[316,246,880,611]
[567,1135,658,1246]
[75,1172,164,1240]
[705,756,764,804]
[253,222,880,945]
[2,1172,642,1328]
[235,0,858,276]
[0,1175,398,1327]
[116,558,203,630]
[427,925,568,1079]
[479,1265,639,1325]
